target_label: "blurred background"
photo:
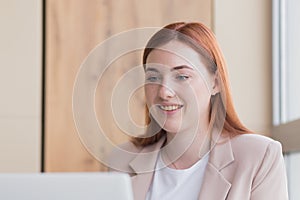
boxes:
[0,0,299,199]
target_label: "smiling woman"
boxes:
[144,41,215,136]
[109,22,289,200]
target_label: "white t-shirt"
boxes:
[146,152,209,200]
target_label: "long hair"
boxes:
[132,22,252,146]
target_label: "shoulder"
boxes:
[228,134,288,198]
[229,133,283,167]
[108,138,164,173]
[230,133,282,152]
[117,140,143,153]
[107,141,142,173]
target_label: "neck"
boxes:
[161,126,211,169]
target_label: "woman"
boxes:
[110,22,288,200]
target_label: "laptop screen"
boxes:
[0,172,133,200]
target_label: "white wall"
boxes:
[283,1,300,199]
[285,0,300,122]
[0,0,42,172]
[213,0,272,136]
[285,152,300,200]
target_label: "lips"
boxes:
[158,104,183,111]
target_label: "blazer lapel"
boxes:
[129,137,166,200]
[198,136,234,200]
[131,173,153,200]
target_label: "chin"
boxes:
[161,124,182,134]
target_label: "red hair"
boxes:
[132,22,252,146]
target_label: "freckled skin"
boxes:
[144,41,218,134]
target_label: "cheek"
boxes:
[144,85,157,103]
[196,87,211,108]
[188,80,211,107]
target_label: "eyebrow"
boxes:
[145,65,194,72]
[171,65,194,71]
[145,67,159,73]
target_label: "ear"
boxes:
[211,72,220,95]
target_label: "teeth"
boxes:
[159,105,182,111]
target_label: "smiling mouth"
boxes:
[158,105,183,111]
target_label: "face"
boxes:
[144,40,218,134]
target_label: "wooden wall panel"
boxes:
[45,0,212,172]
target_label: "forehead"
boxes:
[146,40,205,70]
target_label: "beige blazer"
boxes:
[110,134,288,200]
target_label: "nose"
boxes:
[158,83,175,100]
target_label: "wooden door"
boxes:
[45,0,212,172]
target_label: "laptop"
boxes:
[0,172,133,200]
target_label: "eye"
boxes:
[146,76,160,82]
[176,74,190,81]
